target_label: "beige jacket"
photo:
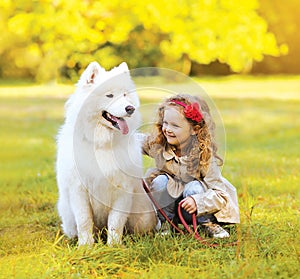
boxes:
[142,137,240,224]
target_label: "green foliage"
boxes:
[0,77,299,278]
[0,0,283,81]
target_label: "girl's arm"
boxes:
[192,188,227,216]
[190,158,239,223]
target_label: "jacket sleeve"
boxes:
[191,158,229,217]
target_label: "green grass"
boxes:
[0,76,299,278]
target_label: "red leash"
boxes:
[142,179,238,247]
[142,179,185,235]
[177,200,220,247]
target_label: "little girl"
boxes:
[142,94,240,238]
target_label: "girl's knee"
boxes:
[151,174,168,192]
[183,180,205,197]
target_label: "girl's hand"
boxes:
[181,196,197,214]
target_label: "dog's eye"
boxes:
[106,94,114,98]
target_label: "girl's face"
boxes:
[162,106,195,152]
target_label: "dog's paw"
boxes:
[78,232,95,246]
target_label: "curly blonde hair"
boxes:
[149,94,223,177]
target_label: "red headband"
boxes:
[170,100,203,122]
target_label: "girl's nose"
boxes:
[165,126,172,133]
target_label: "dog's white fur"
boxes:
[56,62,156,245]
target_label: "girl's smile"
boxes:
[162,106,195,154]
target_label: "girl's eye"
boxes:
[106,93,114,98]
[170,123,179,128]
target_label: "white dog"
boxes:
[56,62,157,245]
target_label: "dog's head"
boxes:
[77,61,140,135]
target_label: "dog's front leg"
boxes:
[76,212,94,246]
[70,187,94,246]
[107,193,132,245]
[107,209,129,245]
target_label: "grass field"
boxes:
[0,76,299,278]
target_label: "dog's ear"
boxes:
[107,62,130,81]
[78,61,105,87]
[118,62,129,72]
[86,62,104,84]
[110,62,129,76]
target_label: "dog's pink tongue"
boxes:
[116,118,129,135]
[114,117,128,135]
[109,114,129,135]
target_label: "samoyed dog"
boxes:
[56,62,157,245]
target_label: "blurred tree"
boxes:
[252,0,299,74]
[0,0,283,81]
[132,0,282,75]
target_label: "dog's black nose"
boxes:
[125,105,135,115]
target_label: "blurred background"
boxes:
[0,0,299,83]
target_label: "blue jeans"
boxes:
[151,174,215,224]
